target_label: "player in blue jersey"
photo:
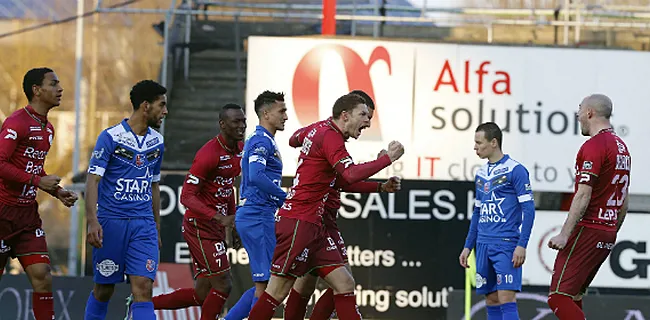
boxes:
[83,80,168,320]
[459,122,536,320]
[224,90,287,320]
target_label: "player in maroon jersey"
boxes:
[248,93,404,320]
[284,90,401,320]
[150,104,246,319]
[547,94,631,319]
[0,67,78,320]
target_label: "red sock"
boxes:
[248,291,280,320]
[548,294,585,320]
[285,288,310,320]
[200,289,229,320]
[153,288,202,310]
[310,288,335,320]
[574,299,583,310]
[32,292,54,320]
[333,293,361,320]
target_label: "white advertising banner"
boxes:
[245,36,647,194]
[524,211,650,289]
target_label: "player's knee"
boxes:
[93,283,115,302]
[294,274,318,298]
[209,273,232,295]
[130,276,154,301]
[26,264,52,292]
[497,290,516,304]
[485,291,500,305]
[325,268,355,294]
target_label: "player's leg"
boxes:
[490,243,522,320]
[309,229,351,320]
[0,248,9,282]
[86,218,128,320]
[124,218,159,320]
[249,217,315,320]
[285,272,318,320]
[15,229,54,320]
[547,226,615,320]
[225,216,274,320]
[475,243,501,320]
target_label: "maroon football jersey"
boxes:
[575,128,631,231]
[181,134,243,234]
[0,106,55,206]
[279,121,391,225]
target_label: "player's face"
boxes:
[577,101,591,136]
[36,72,63,107]
[145,95,168,129]
[359,108,374,135]
[221,109,247,141]
[344,104,371,139]
[266,101,288,131]
[474,131,495,159]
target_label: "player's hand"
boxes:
[377,149,387,159]
[87,219,103,248]
[158,233,162,248]
[231,228,242,249]
[217,215,235,227]
[38,175,61,191]
[512,246,526,268]
[548,233,569,250]
[387,141,405,162]
[380,176,401,193]
[57,189,78,207]
[459,248,471,268]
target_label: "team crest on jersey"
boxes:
[135,154,145,166]
[146,259,156,272]
[582,161,593,170]
[483,181,491,192]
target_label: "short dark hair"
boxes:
[23,67,54,101]
[476,122,503,149]
[349,90,375,110]
[130,80,167,110]
[332,93,366,119]
[254,91,285,115]
[220,103,243,121]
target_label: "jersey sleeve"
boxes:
[320,130,392,185]
[511,164,535,248]
[575,141,603,186]
[247,137,286,205]
[152,144,164,183]
[0,117,40,186]
[180,148,219,219]
[88,130,113,177]
[464,177,481,250]
[289,121,323,148]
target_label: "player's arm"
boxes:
[289,121,322,148]
[0,120,43,186]
[151,146,163,239]
[322,131,392,185]
[512,165,536,249]
[560,184,592,237]
[247,139,286,204]
[180,149,225,220]
[85,131,112,248]
[617,193,629,231]
[560,145,601,237]
[340,180,382,193]
[464,187,481,251]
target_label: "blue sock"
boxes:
[131,301,156,320]
[84,292,109,320]
[487,305,503,320]
[501,302,520,320]
[224,287,256,320]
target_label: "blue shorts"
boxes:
[236,208,276,282]
[92,217,159,284]
[475,242,522,295]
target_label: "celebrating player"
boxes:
[0,67,77,320]
[547,94,631,319]
[84,80,167,320]
[224,91,288,320]
[284,90,401,320]
[248,93,404,320]
[459,122,536,320]
[149,104,246,319]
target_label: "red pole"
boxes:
[322,0,336,35]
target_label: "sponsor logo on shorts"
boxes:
[146,259,156,272]
[35,228,45,237]
[0,241,10,253]
[476,273,487,289]
[296,248,309,262]
[326,237,337,251]
[96,259,119,277]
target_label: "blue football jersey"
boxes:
[470,155,535,247]
[238,125,285,216]
[88,119,164,219]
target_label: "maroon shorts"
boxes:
[271,216,344,278]
[323,207,347,263]
[549,225,616,297]
[0,202,49,275]
[182,217,230,279]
